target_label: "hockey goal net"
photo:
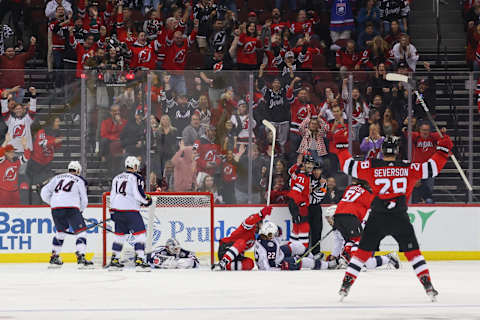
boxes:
[99,192,214,267]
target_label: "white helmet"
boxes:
[67,161,82,175]
[125,156,140,171]
[259,221,278,239]
[325,205,337,217]
[166,238,181,255]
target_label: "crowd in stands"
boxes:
[0,0,448,205]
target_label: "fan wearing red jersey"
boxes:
[212,206,273,271]
[324,181,399,271]
[0,143,30,205]
[333,130,453,301]
[287,154,314,248]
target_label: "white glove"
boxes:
[161,256,178,269]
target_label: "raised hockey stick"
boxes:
[263,119,277,206]
[386,73,473,191]
[63,218,113,235]
[294,228,334,264]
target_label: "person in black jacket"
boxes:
[323,176,342,204]
[120,109,146,157]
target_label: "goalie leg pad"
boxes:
[176,258,195,269]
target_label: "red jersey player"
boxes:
[324,180,399,270]
[333,131,453,301]
[212,206,272,271]
[286,154,314,248]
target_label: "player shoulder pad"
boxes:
[78,175,88,187]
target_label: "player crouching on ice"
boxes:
[212,206,273,271]
[323,180,399,270]
[40,161,93,268]
[333,129,453,301]
[108,156,153,271]
[150,238,200,269]
[255,221,337,271]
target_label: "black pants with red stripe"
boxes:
[52,208,86,233]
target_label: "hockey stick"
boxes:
[294,228,334,264]
[386,73,473,191]
[62,218,113,235]
[263,119,277,206]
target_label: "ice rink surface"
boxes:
[1,261,479,320]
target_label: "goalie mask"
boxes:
[259,221,278,240]
[166,238,181,255]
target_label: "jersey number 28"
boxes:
[374,177,407,194]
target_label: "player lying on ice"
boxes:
[149,238,200,269]
[255,221,337,270]
[323,179,399,270]
[332,129,453,301]
[211,206,273,271]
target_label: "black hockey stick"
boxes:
[295,228,334,264]
[62,218,113,235]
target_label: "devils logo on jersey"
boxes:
[213,61,223,72]
[417,140,434,151]
[223,165,232,175]
[174,49,186,63]
[297,106,308,121]
[205,150,215,162]
[138,49,152,63]
[13,124,25,138]
[243,41,256,54]
[4,166,17,182]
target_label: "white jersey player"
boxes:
[254,222,337,271]
[40,161,93,268]
[108,156,152,271]
[150,238,200,269]
[324,205,399,270]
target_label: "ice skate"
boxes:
[76,252,94,269]
[48,252,63,269]
[338,275,354,301]
[420,275,438,302]
[135,256,151,272]
[387,252,400,269]
[107,256,124,271]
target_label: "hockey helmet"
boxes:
[382,135,399,156]
[125,156,140,171]
[166,238,181,255]
[259,221,278,240]
[303,153,315,164]
[68,161,82,175]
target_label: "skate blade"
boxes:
[107,266,124,271]
[47,265,63,269]
[135,267,152,272]
[339,292,347,302]
[78,265,95,270]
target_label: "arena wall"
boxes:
[0,205,478,262]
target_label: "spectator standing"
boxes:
[45,0,73,20]
[322,176,342,204]
[0,37,36,103]
[200,175,224,204]
[100,104,127,171]
[183,113,205,146]
[193,95,212,129]
[171,140,196,192]
[236,22,262,70]
[1,87,37,153]
[48,6,71,92]
[378,0,410,34]
[230,99,256,146]
[360,123,384,160]
[196,126,222,178]
[336,40,361,78]
[155,114,178,174]
[120,109,146,157]
[357,22,378,51]
[0,24,14,55]
[358,108,381,142]
[357,0,381,32]
[0,142,30,205]
[297,115,329,166]
[221,150,237,204]
[166,94,193,139]
[330,0,355,43]
[384,20,404,46]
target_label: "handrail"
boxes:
[434,0,442,64]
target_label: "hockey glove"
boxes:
[142,194,153,207]
[260,205,273,218]
[436,134,453,157]
[291,211,300,224]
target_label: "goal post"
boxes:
[101,192,215,267]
